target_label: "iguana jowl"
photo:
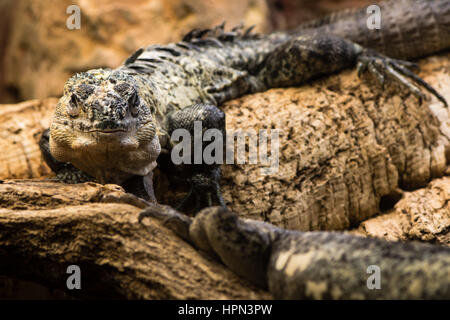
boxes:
[41,0,450,210]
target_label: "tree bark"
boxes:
[216,53,449,230]
[353,176,450,246]
[0,180,271,299]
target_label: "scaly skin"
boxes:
[45,0,450,207]
[296,0,450,60]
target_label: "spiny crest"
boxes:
[181,22,260,44]
[123,22,260,73]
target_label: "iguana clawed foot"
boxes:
[357,49,448,107]
[54,167,94,184]
[177,168,226,212]
[166,103,227,212]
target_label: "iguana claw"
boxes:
[177,169,226,212]
[357,49,448,107]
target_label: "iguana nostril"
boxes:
[116,107,125,119]
[101,99,115,116]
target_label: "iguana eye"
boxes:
[67,93,81,117]
[128,91,140,117]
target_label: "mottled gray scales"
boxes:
[296,0,450,60]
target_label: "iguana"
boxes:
[40,0,449,210]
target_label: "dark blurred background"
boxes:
[0,0,375,104]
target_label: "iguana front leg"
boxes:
[162,103,227,211]
[258,34,447,106]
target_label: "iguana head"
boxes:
[49,68,161,184]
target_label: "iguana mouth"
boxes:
[87,129,129,133]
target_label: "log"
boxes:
[0,99,56,179]
[353,177,450,246]
[220,53,450,230]
[0,180,271,299]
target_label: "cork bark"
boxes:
[353,176,450,246]
[0,99,56,180]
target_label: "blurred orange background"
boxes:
[0,0,373,104]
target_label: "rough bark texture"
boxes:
[0,99,56,180]
[353,177,450,246]
[0,180,271,299]
[156,52,450,230]
[217,53,450,231]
